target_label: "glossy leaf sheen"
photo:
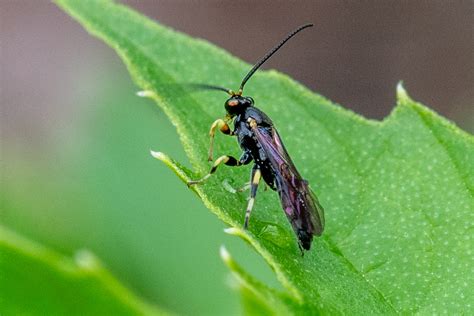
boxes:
[56,0,474,314]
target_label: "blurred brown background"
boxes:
[138,1,474,126]
[2,1,474,144]
[127,1,474,129]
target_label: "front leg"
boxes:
[208,117,234,161]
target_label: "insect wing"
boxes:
[252,125,325,243]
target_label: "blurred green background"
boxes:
[1,1,472,315]
[2,69,265,314]
[1,3,281,315]
[1,31,281,316]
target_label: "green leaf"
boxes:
[0,226,169,315]
[55,0,474,314]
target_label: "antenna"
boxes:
[187,83,233,95]
[238,24,313,93]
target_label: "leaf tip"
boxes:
[219,246,241,283]
[150,150,196,188]
[219,245,231,263]
[396,81,411,105]
[150,150,165,160]
[224,227,255,245]
[224,227,243,236]
[74,249,102,271]
[136,90,155,98]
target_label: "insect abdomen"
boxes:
[297,229,313,250]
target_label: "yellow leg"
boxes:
[244,168,261,229]
[187,155,240,186]
[208,118,233,161]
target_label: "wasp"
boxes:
[188,24,324,252]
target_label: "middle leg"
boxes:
[187,150,253,186]
[187,155,239,186]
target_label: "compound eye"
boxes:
[227,100,239,107]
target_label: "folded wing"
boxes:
[252,124,325,250]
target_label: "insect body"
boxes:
[188,24,324,252]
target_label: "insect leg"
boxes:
[188,155,237,186]
[244,166,262,229]
[187,150,252,187]
[208,117,233,161]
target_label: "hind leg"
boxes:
[244,166,262,229]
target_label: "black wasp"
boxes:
[188,24,324,252]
